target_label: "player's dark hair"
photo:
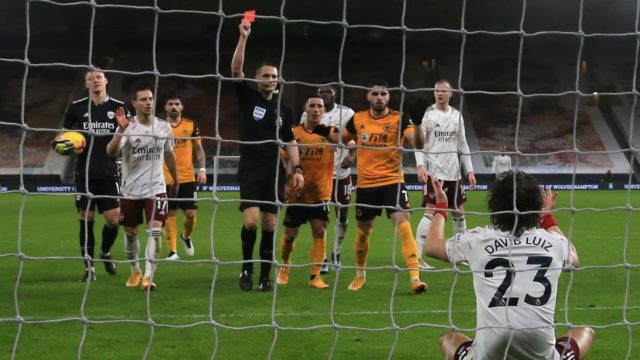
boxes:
[435,78,451,87]
[306,95,322,101]
[488,170,543,236]
[85,68,106,79]
[131,84,154,100]
[255,61,279,76]
[317,83,337,93]
[164,92,182,105]
[368,80,389,90]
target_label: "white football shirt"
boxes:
[446,226,573,360]
[118,116,173,197]
[301,104,355,180]
[415,105,473,181]
[492,154,512,176]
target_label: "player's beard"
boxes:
[372,101,386,112]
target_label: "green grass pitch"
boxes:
[0,190,639,359]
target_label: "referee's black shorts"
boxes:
[74,178,120,213]
[238,167,286,214]
[355,183,410,221]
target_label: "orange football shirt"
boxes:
[286,125,334,204]
[163,117,200,185]
[343,109,413,188]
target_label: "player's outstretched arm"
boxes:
[106,107,128,157]
[231,19,251,78]
[425,177,450,262]
[540,188,580,268]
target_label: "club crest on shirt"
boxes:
[383,124,391,132]
[253,106,266,121]
[107,111,115,119]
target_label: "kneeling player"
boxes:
[106,86,178,291]
[277,96,339,289]
[426,172,594,359]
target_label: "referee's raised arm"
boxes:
[231,19,251,79]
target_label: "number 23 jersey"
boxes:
[446,226,573,360]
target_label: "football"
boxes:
[61,131,86,155]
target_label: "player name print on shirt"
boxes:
[253,106,266,121]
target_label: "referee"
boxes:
[54,69,130,282]
[231,19,304,292]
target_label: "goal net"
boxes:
[1,0,639,359]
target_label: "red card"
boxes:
[244,10,256,23]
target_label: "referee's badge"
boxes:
[253,106,266,121]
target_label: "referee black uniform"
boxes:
[234,79,295,285]
[235,80,295,210]
[63,96,130,278]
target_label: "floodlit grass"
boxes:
[0,190,638,359]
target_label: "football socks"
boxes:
[335,220,348,253]
[311,236,326,276]
[101,224,118,255]
[354,227,371,278]
[453,215,467,234]
[124,233,141,272]
[279,235,295,263]
[144,228,162,278]
[397,221,420,279]
[415,214,433,260]
[241,226,257,273]
[165,215,178,253]
[259,231,274,281]
[79,220,95,267]
[183,215,196,238]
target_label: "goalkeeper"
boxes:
[54,69,130,282]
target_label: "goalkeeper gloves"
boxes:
[51,139,76,155]
[312,124,331,138]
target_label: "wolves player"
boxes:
[277,96,339,289]
[300,85,355,272]
[55,69,129,281]
[341,82,428,294]
[162,95,206,260]
[414,79,477,269]
[106,86,178,291]
[426,171,594,360]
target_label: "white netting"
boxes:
[1,0,639,359]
